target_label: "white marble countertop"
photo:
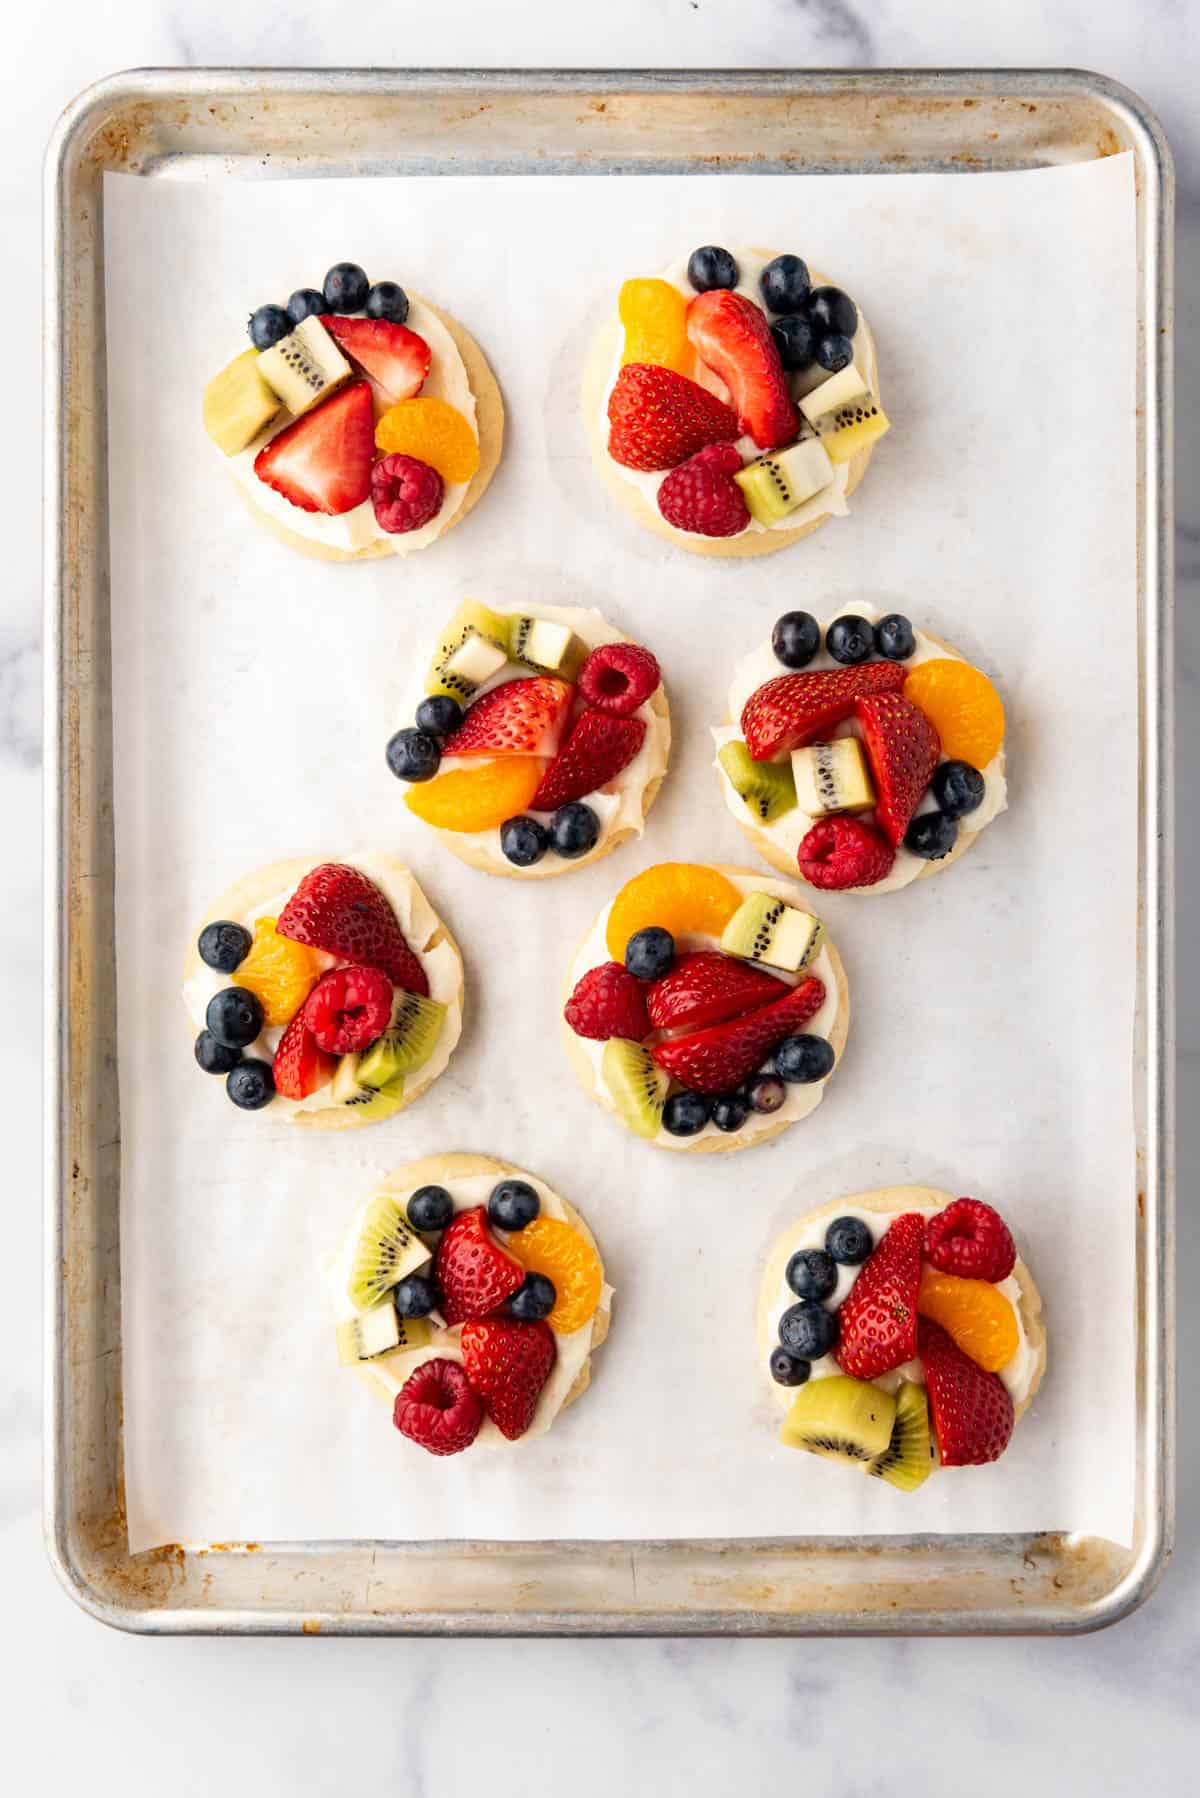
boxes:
[8,4,1196,1791]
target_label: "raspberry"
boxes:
[578,643,661,718]
[370,452,444,534]
[303,964,393,1055]
[924,1198,1017,1283]
[393,1358,483,1457]
[657,442,749,538]
[798,815,895,891]
[564,961,650,1043]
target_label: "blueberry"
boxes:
[932,759,986,819]
[194,1030,241,1075]
[876,613,916,661]
[759,254,812,315]
[407,1185,454,1233]
[508,1273,557,1322]
[365,280,409,323]
[786,1248,838,1301]
[548,802,599,859]
[813,332,854,374]
[711,1092,749,1133]
[771,610,821,669]
[488,1179,540,1232]
[687,245,739,292]
[206,986,264,1050]
[775,1034,835,1084]
[247,304,291,349]
[198,920,252,974]
[385,727,441,783]
[414,694,463,738]
[393,1273,438,1318]
[804,285,858,339]
[225,1058,274,1110]
[826,614,876,665]
[748,1076,787,1115]
[770,313,817,372]
[904,810,959,860]
[624,927,675,981]
[769,1348,811,1388]
[663,1091,710,1136]
[778,1300,838,1360]
[322,262,370,313]
[824,1215,873,1265]
[500,816,549,868]
[285,288,326,324]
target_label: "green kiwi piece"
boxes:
[357,992,447,1090]
[601,1037,668,1140]
[345,1192,431,1309]
[507,614,587,681]
[330,1054,407,1121]
[720,892,824,973]
[780,1374,896,1464]
[868,1380,935,1491]
[718,740,797,822]
[425,600,509,701]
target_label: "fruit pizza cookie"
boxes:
[583,245,887,556]
[327,1154,610,1456]
[760,1191,1046,1487]
[714,605,1008,893]
[562,862,847,1152]
[387,601,671,878]
[184,857,462,1127]
[203,260,502,560]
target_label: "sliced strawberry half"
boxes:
[319,316,431,401]
[919,1317,1015,1467]
[855,693,941,846]
[272,1011,336,1101]
[434,1207,524,1326]
[253,380,375,516]
[741,662,908,762]
[460,1316,557,1441]
[607,363,741,472]
[276,863,429,996]
[529,709,646,811]
[651,976,826,1095]
[686,289,798,451]
[441,676,574,759]
[645,951,788,1033]
[835,1213,924,1381]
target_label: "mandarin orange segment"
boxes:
[605,863,743,960]
[375,397,481,484]
[904,659,1005,769]
[506,1217,603,1335]
[917,1267,1019,1373]
[233,917,323,1027]
[619,278,691,375]
[405,756,548,833]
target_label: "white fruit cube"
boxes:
[336,1300,401,1365]
[791,738,875,816]
[799,362,871,426]
[441,631,509,688]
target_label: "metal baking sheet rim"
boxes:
[42,68,1175,1636]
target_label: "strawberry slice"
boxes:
[441,677,574,759]
[460,1316,557,1441]
[276,863,429,996]
[686,289,798,451]
[835,1213,924,1381]
[919,1317,1015,1466]
[529,710,646,811]
[741,662,908,762]
[271,1011,336,1101]
[646,951,788,1033]
[651,976,825,1094]
[855,694,941,846]
[253,380,375,516]
[434,1207,524,1326]
[607,363,741,472]
[319,316,431,401]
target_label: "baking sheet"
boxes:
[104,157,1138,1554]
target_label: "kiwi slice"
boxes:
[357,992,447,1090]
[336,1305,431,1366]
[779,1374,896,1464]
[203,349,283,457]
[718,740,797,822]
[868,1380,935,1491]
[426,600,510,701]
[346,1192,432,1309]
[720,892,824,973]
[330,1054,407,1121]
[601,1037,669,1140]
[799,364,890,466]
[790,739,875,816]
[733,438,835,524]
[507,614,587,681]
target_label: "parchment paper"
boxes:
[105,157,1139,1552]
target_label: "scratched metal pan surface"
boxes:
[43,69,1174,1636]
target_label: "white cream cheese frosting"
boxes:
[599,250,879,542]
[713,605,1007,894]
